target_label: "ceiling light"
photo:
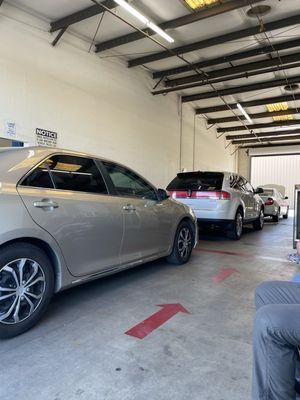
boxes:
[114,0,174,43]
[237,103,253,124]
[266,102,289,112]
[273,115,294,121]
[284,84,299,92]
[247,5,271,18]
[183,0,219,10]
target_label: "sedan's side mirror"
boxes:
[285,196,289,199]
[255,187,264,194]
[157,189,169,201]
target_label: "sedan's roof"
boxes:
[0,146,110,184]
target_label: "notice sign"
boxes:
[36,128,58,147]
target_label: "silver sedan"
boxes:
[0,147,197,338]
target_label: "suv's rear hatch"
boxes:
[167,172,227,212]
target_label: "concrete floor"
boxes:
[0,217,298,400]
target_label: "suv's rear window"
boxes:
[167,172,224,191]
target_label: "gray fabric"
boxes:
[252,281,300,400]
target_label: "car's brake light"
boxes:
[192,191,230,200]
[265,197,274,205]
[168,190,230,200]
[167,190,188,198]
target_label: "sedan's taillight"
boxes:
[265,197,274,205]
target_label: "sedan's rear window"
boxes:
[262,189,274,196]
[167,172,224,191]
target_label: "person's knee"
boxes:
[254,305,274,339]
[255,282,276,309]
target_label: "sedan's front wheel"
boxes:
[253,209,264,231]
[0,243,54,339]
[167,221,194,265]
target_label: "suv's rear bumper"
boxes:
[197,218,234,230]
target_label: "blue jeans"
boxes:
[252,281,300,400]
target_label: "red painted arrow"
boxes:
[125,304,189,339]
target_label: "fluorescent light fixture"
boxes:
[183,0,219,10]
[237,103,253,124]
[114,0,174,43]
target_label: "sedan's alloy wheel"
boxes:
[0,258,46,325]
[177,227,192,260]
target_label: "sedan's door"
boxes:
[101,161,173,264]
[18,154,124,277]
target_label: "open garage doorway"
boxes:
[251,154,300,209]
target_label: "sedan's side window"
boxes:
[103,162,158,201]
[21,161,54,189]
[22,155,108,195]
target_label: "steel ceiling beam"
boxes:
[195,93,300,114]
[217,120,300,133]
[50,0,116,32]
[226,129,300,141]
[128,14,300,68]
[153,62,300,95]
[153,38,300,79]
[182,75,300,103]
[207,109,300,124]
[95,0,264,53]
[242,141,300,149]
[165,52,300,88]
[232,134,300,145]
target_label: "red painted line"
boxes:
[194,248,251,258]
[212,268,238,283]
[125,304,189,340]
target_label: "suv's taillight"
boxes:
[167,190,230,200]
[167,190,188,198]
[265,197,274,205]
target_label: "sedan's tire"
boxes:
[167,221,194,265]
[283,207,289,219]
[227,210,243,240]
[272,210,280,223]
[253,209,264,231]
[0,243,54,339]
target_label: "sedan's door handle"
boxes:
[33,199,59,209]
[123,204,136,211]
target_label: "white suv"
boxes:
[166,171,264,240]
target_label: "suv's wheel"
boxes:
[283,207,289,219]
[272,209,280,223]
[167,221,194,265]
[253,209,264,231]
[227,210,243,240]
[0,243,54,339]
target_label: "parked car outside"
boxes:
[258,187,289,222]
[166,171,264,240]
[0,147,198,338]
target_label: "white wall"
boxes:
[0,3,236,188]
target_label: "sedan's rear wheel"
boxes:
[0,243,54,339]
[272,209,280,223]
[227,210,243,240]
[167,221,194,265]
[283,207,289,219]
